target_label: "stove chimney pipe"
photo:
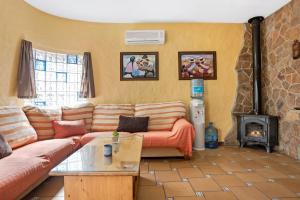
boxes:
[248,16,264,115]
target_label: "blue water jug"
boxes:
[191,79,204,98]
[205,122,218,148]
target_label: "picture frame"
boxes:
[178,51,217,80]
[120,52,159,81]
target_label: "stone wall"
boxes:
[262,0,300,159]
[225,24,253,145]
[226,0,300,159]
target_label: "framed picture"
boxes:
[120,52,159,81]
[178,51,217,80]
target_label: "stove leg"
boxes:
[240,142,245,148]
[266,146,271,153]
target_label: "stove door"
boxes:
[241,118,268,143]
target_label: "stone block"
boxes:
[290,84,300,93]
[285,109,300,121]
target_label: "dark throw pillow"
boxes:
[0,135,12,159]
[117,115,149,133]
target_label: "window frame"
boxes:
[25,49,86,107]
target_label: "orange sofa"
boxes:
[0,137,80,200]
[0,101,195,199]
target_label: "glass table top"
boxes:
[50,134,143,176]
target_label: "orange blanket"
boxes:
[139,119,195,157]
[80,119,196,157]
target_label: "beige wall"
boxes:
[0,0,244,141]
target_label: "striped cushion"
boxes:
[134,101,186,131]
[0,106,37,149]
[92,104,134,132]
[23,106,61,140]
[62,103,94,132]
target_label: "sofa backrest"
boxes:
[91,104,134,132]
[135,101,186,131]
[62,103,94,132]
[16,101,186,140]
[23,106,62,140]
[0,106,37,149]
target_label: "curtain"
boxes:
[80,52,95,98]
[17,40,37,98]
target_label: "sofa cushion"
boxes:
[138,131,173,146]
[53,120,86,138]
[13,137,80,167]
[0,106,37,149]
[135,101,186,131]
[0,134,12,159]
[92,104,134,132]
[23,106,62,140]
[62,103,94,132]
[0,156,50,200]
[117,115,149,133]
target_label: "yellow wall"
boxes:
[0,0,244,141]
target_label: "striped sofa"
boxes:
[85,102,195,157]
[0,101,195,199]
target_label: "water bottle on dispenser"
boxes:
[190,79,205,150]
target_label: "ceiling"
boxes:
[25,0,290,23]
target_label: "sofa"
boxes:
[0,101,195,200]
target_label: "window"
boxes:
[26,49,85,107]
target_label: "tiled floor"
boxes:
[24,146,300,200]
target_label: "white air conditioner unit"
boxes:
[125,30,165,45]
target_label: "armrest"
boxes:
[171,118,194,133]
[171,118,195,158]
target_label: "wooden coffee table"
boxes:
[50,135,143,200]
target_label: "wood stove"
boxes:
[237,16,278,153]
[238,115,278,153]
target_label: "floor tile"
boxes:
[275,178,300,193]
[238,160,265,169]
[164,182,195,197]
[155,171,181,182]
[256,168,288,179]
[149,162,171,171]
[272,163,300,175]
[204,191,238,200]
[178,168,204,179]
[289,174,300,179]
[189,177,221,192]
[212,175,246,187]
[198,165,226,175]
[217,161,246,172]
[174,197,205,200]
[209,157,232,163]
[235,172,267,183]
[170,161,193,169]
[192,159,210,166]
[139,173,156,186]
[137,186,165,200]
[230,186,269,200]
[269,154,298,163]
[254,182,297,198]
